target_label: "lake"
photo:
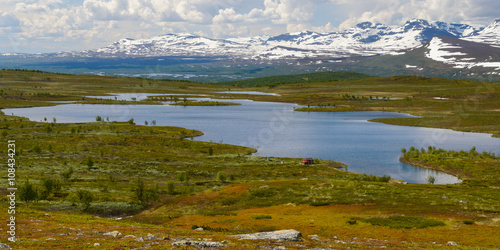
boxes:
[4,94,500,184]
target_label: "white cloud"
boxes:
[212,8,246,23]
[272,0,319,24]
[212,0,325,35]
[0,0,499,53]
[81,0,211,23]
[174,1,209,23]
[310,22,337,33]
[0,12,20,27]
[336,0,500,29]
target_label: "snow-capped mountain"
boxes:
[51,18,496,60]
[463,19,500,46]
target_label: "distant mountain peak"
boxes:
[487,19,500,30]
[462,18,500,45]
[289,30,316,35]
[405,18,431,25]
[112,38,134,45]
[356,22,374,29]
[407,18,428,22]
[174,33,198,37]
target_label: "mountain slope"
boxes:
[346,35,500,80]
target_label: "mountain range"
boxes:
[44,18,498,60]
[2,18,500,81]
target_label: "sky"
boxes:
[0,0,499,53]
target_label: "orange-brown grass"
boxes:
[0,206,190,249]
[134,183,252,225]
[128,180,500,248]
[164,203,500,248]
[3,177,499,249]
[4,202,498,249]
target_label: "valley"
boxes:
[0,70,499,249]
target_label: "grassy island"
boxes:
[401,146,500,186]
[169,101,241,106]
[295,106,368,112]
[79,98,162,105]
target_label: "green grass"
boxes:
[252,215,272,220]
[218,71,372,87]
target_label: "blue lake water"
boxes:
[4,95,500,184]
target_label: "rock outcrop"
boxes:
[232,229,302,241]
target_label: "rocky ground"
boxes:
[0,227,463,249]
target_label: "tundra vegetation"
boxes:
[0,69,498,249]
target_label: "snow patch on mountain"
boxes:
[425,37,468,64]
[425,36,500,71]
[475,62,500,70]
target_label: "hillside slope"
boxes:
[218,71,371,87]
[344,35,500,80]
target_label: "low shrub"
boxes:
[252,215,272,220]
[191,225,229,232]
[346,220,357,225]
[85,202,144,217]
[352,215,445,229]
[310,200,331,206]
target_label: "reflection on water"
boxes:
[4,97,500,184]
[215,91,280,96]
[85,93,207,101]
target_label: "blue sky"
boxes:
[0,0,499,53]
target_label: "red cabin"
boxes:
[301,158,314,165]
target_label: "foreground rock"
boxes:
[172,240,225,248]
[232,229,302,241]
[0,243,11,249]
[144,233,157,240]
[103,231,122,238]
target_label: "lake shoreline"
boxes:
[2,99,493,184]
[6,87,499,139]
[399,157,465,182]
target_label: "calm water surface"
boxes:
[4,95,500,184]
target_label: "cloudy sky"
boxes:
[0,0,499,53]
